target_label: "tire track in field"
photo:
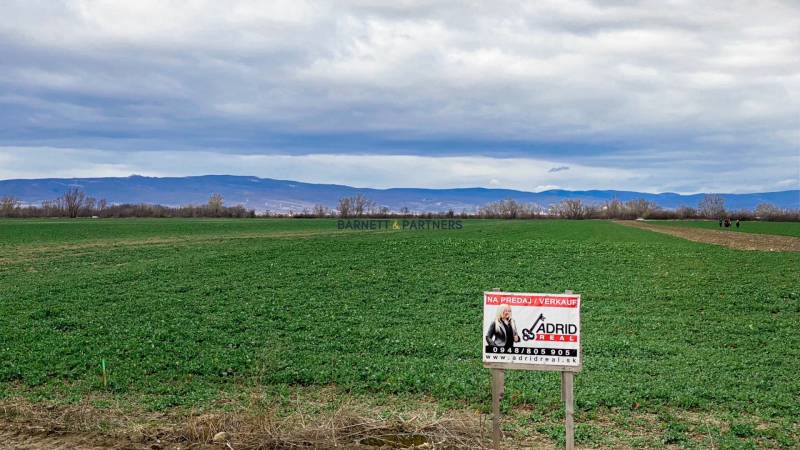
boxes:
[0,229,364,266]
[615,220,800,252]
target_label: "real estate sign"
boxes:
[482,291,581,371]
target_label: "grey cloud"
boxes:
[548,166,570,173]
[0,0,797,192]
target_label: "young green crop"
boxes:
[1,219,797,447]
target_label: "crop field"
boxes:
[646,220,800,238]
[1,219,799,448]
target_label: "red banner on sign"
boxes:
[484,293,579,308]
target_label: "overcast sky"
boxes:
[1,0,798,193]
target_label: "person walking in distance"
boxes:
[736,219,740,229]
[485,304,520,349]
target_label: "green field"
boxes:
[647,220,800,238]
[1,219,798,448]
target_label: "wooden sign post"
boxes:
[483,289,581,450]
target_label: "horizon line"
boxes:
[1,173,798,197]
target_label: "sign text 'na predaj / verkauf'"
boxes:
[483,291,581,370]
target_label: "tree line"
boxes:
[296,194,799,221]
[0,189,255,218]
[0,190,797,221]
[538,196,798,221]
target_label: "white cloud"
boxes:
[2,146,797,194]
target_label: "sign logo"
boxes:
[521,314,579,342]
[521,313,545,341]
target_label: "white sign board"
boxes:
[482,291,581,371]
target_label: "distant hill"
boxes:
[1,175,797,213]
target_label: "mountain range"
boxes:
[1,175,797,213]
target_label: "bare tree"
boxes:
[312,204,329,217]
[479,198,541,219]
[337,197,352,218]
[208,193,224,216]
[337,194,376,217]
[675,206,696,219]
[40,199,59,216]
[0,196,20,217]
[551,199,592,219]
[352,194,374,216]
[352,195,366,216]
[504,199,520,219]
[479,201,501,218]
[754,203,780,219]
[84,197,97,216]
[62,187,86,218]
[602,198,625,219]
[625,198,660,219]
[698,194,725,218]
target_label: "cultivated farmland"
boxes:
[1,219,798,448]
[645,220,800,238]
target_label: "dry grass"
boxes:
[179,406,486,449]
[0,388,498,449]
[5,390,791,449]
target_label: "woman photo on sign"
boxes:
[485,304,520,348]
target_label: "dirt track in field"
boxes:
[0,229,360,266]
[617,221,800,252]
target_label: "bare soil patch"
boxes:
[0,426,145,450]
[616,221,800,252]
